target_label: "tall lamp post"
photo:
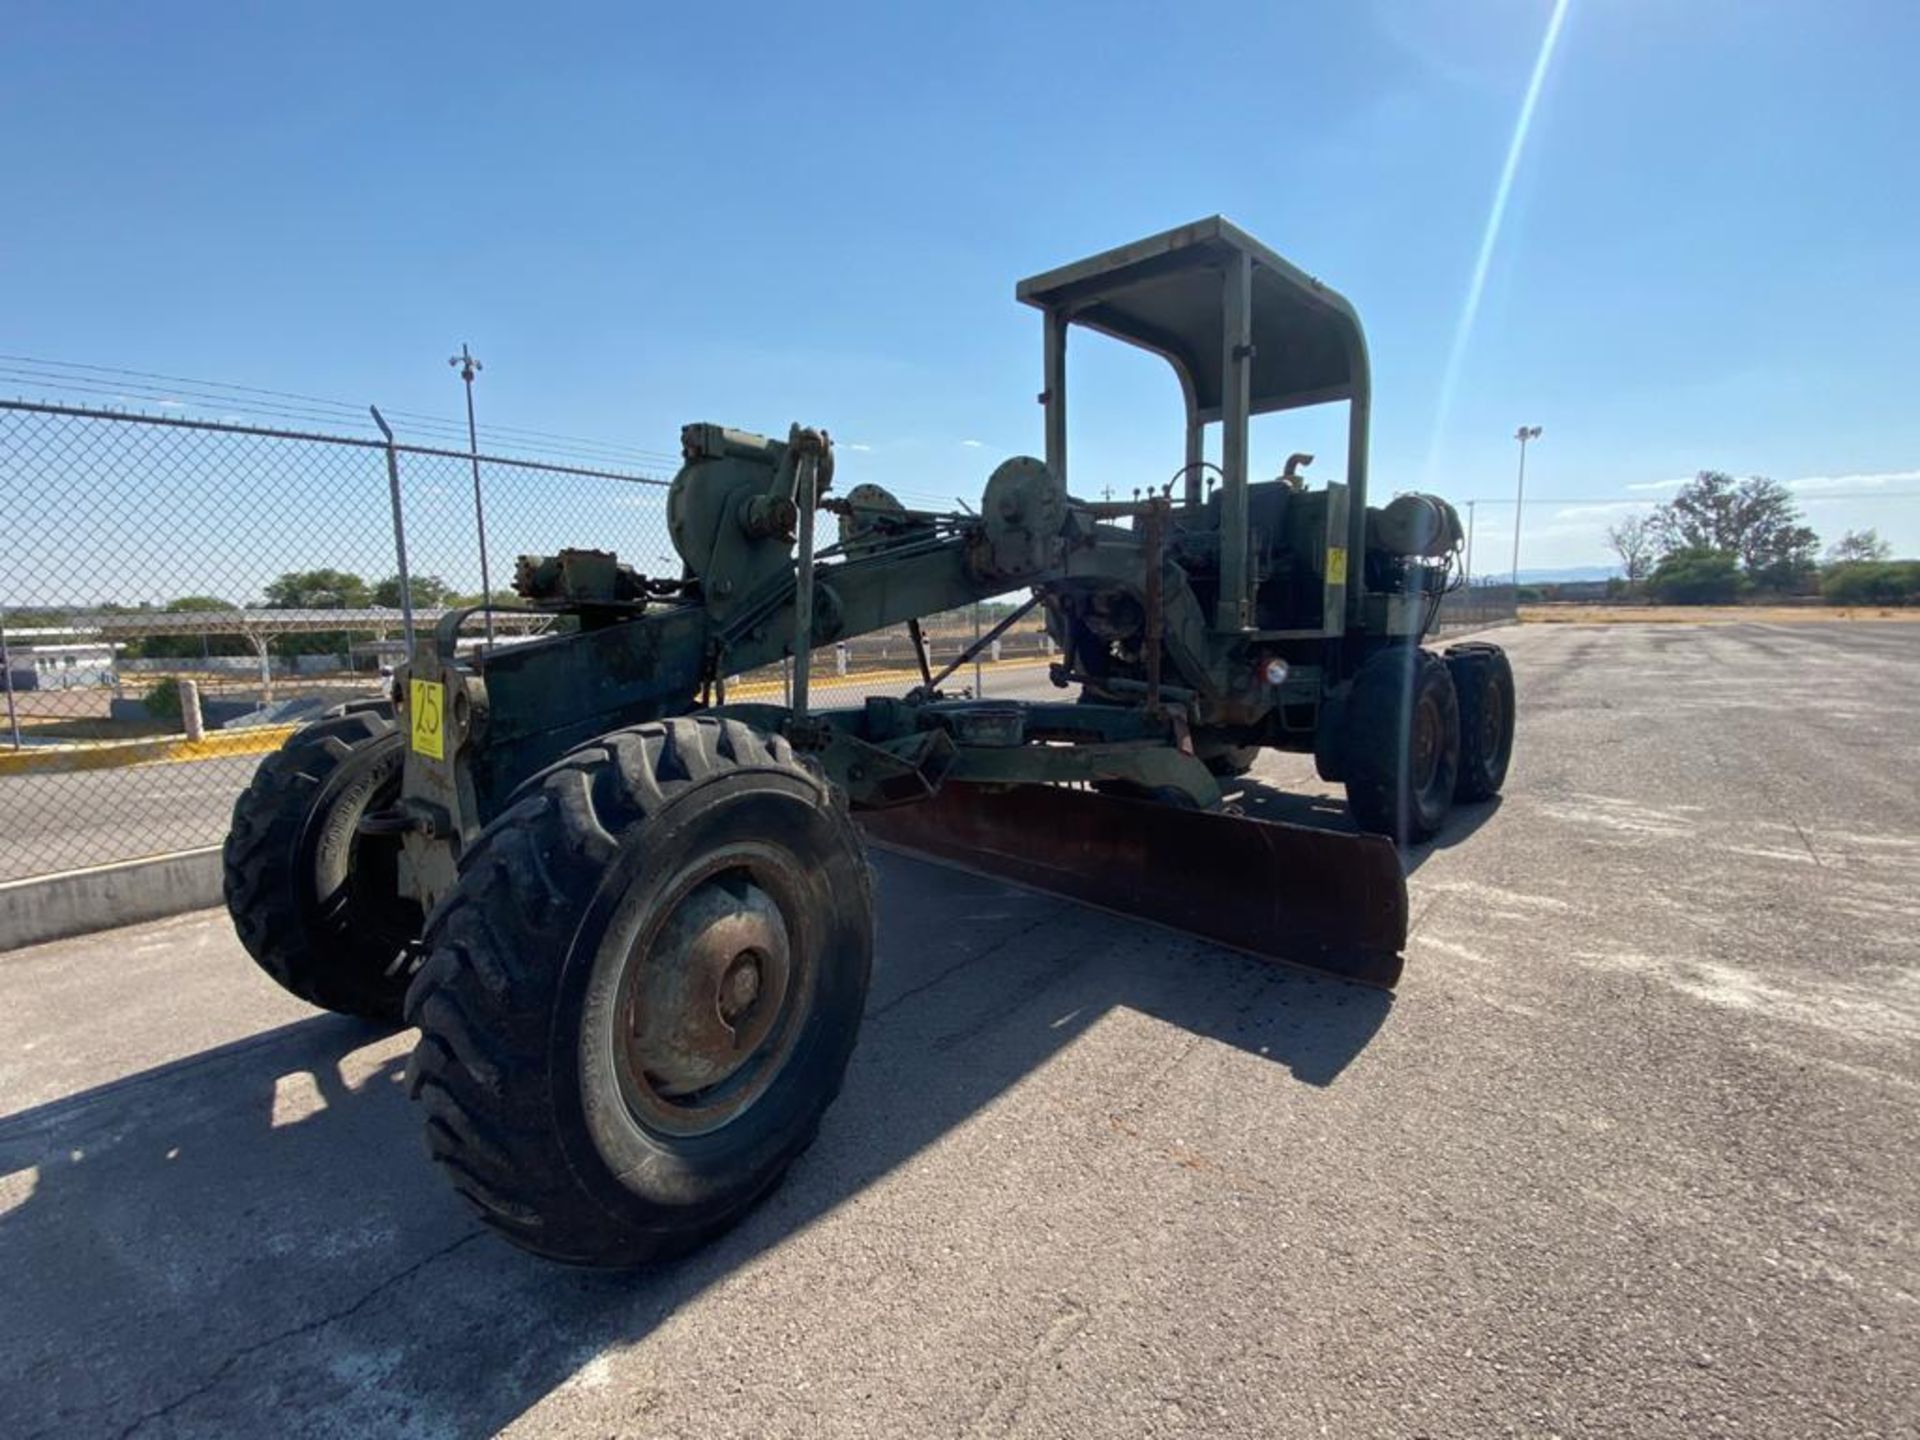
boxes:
[1462,499,1478,622]
[1511,424,1542,592]
[1463,499,1478,586]
[450,343,495,645]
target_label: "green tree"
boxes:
[1647,547,1743,604]
[1826,528,1891,565]
[1654,472,1817,592]
[373,574,455,609]
[137,595,252,660]
[448,588,522,609]
[261,569,370,609]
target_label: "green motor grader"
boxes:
[223,218,1513,1266]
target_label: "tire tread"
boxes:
[404,714,864,1267]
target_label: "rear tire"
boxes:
[404,716,873,1268]
[1341,647,1460,844]
[222,704,422,1021]
[1445,642,1515,802]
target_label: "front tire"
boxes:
[1341,647,1461,844]
[222,704,422,1020]
[404,716,873,1267]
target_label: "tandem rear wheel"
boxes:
[1337,642,1513,844]
[403,716,874,1267]
[222,703,423,1022]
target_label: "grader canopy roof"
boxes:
[1014,215,1369,421]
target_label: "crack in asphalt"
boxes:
[100,1228,486,1440]
[870,911,1066,1021]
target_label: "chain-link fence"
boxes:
[0,399,1053,883]
[1,395,1510,886]
[1434,581,1519,632]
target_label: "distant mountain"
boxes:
[1523,564,1624,583]
[1468,564,1624,585]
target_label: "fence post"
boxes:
[368,407,417,661]
[0,618,20,749]
[180,678,205,742]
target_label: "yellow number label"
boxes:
[409,679,445,760]
[1326,546,1349,585]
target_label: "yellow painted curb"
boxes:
[0,659,1054,778]
[0,724,300,777]
[722,656,1050,701]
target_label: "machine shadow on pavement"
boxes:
[1223,776,1503,874]
[0,852,1390,1438]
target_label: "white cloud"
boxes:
[842,442,873,452]
[1549,500,1659,522]
[1626,477,1689,492]
[960,439,984,448]
[1785,469,1920,493]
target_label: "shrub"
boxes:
[1822,560,1920,606]
[1647,547,1743,604]
[142,677,183,721]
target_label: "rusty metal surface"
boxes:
[857,783,1407,988]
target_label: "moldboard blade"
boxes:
[856,783,1408,988]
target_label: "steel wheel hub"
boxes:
[624,875,793,1102]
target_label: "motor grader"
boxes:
[224,218,1513,1266]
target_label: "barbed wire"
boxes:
[0,355,684,470]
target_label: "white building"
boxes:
[3,640,119,690]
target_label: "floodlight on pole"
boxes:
[450,343,495,645]
[1511,425,1542,590]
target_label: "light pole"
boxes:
[449,344,495,645]
[1463,499,1477,621]
[1511,425,1542,592]
[1463,499,1477,585]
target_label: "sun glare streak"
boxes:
[1423,0,1573,484]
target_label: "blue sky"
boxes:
[5,0,1918,572]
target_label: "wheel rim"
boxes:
[312,747,421,960]
[344,791,420,952]
[610,845,815,1138]
[1411,692,1442,795]
[1479,680,1505,774]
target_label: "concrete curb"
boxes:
[0,847,224,954]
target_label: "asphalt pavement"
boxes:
[2,621,1915,1438]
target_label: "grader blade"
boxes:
[857,783,1408,988]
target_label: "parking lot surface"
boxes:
[2,621,1915,1438]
